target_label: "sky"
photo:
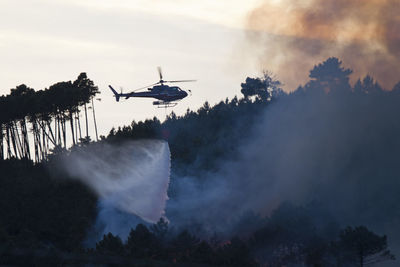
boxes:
[0,0,262,136]
[2,0,399,138]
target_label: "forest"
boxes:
[0,57,399,266]
[0,73,100,162]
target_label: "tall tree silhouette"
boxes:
[73,72,100,142]
[337,226,395,266]
[307,57,353,94]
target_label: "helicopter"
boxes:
[109,67,196,108]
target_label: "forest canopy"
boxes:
[0,57,399,266]
[0,73,99,162]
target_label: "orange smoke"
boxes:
[246,0,400,91]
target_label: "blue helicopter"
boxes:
[109,67,195,108]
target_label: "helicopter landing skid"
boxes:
[153,101,178,108]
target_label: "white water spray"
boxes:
[63,140,171,224]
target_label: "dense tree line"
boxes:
[0,57,400,265]
[1,200,393,266]
[107,57,400,176]
[0,73,99,162]
[93,218,257,266]
[89,205,394,267]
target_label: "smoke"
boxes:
[167,86,400,257]
[245,0,400,90]
[61,140,170,240]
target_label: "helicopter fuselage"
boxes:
[110,84,188,103]
[109,67,194,107]
[125,85,188,102]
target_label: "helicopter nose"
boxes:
[183,91,188,97]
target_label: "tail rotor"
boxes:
[109,85,121,102]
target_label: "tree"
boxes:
[241,71,281,101]
[353,76,383,95]
[171,230,200,261]
[0,73,101,162]
[307,57,352,93]
[337,226,395,266]
[150,217,169,243]
[73,72,100,141]
[126,224,159,258]
[191,241,216,264]
[95,233,124,256]
[217,237,258,266]
[393,81,400,92]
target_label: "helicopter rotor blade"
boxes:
[132,82,160,92]
[164,80,197,83]
[157,66,163,81]
[126,67,195,93]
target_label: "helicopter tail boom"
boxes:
[109,85,120,102]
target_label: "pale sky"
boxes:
[0,0,262,136]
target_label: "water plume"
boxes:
[61,140,170,239]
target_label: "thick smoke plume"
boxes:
[167,80,400,260]
[61,140,170,239]
[246,0,400,90]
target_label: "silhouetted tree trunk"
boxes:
[63,116,67,148]
[36,126,43,162]
[15,121,24,158]
[9,122,20,158]
[42,124,47,158]
[0,125,3,160]
[338,226,395,267]
[20,118,30,159]
[6,125,11,158]
[61,114,66,148]
[36,119,56,151]
[91,98,98,141]
[74,113,78,142]
[76,110,82,141]
[35,120,45,162]
[32,121,40,162]
[69,110,76,145]
[46,120,56,146]
[56,115,61,147]
[84,103,89,138]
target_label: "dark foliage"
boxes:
[0,159,97,253]
[216,237,258,266]
[336,226,395,266]
[96,232,124,256]
[126,223,160,258]
[0,73,99,161]
[241,71,282,101]
[107,97,272,176]
[1,57,400,265]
